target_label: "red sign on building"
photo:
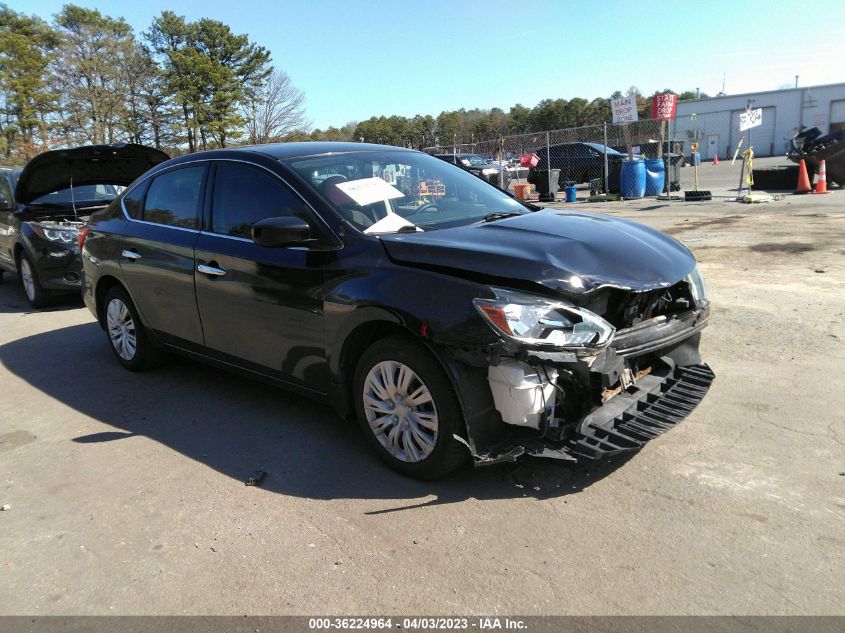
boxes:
[652,93,678,121]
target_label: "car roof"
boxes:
[544,142,622,154]
[211,142,416,161]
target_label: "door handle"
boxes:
[197,263,226,277]
[121,249,141,260]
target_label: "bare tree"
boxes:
[246,69,309,144]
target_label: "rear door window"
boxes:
[209,163,305,239]
[142,166,205,229]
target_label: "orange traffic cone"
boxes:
[813,160,829,194]
[713,153,719,166]
[795,159,812,194]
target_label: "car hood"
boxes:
[379,209,696,295]
[15,143,170,205]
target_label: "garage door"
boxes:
[730,106,776,157]
[830,100,845,132]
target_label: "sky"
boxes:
[10,0,845,130]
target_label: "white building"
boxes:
[674,82,845,159]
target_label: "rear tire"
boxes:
[18,252,52,308]
[103,286,163,371]
[353,336,468,479]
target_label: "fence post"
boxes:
[546,131,551,200]
[603,122,609,194]
[498,136,505,189]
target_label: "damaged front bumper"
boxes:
[449,307,715,466]
[474,360,714,465]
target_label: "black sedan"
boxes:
[0,144,168,307]
[433,153,510,189]
[527,142,626,193]
[81,142,713,479]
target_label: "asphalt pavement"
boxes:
[0,192,843,615]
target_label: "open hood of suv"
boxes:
[379,209,696,295]
[15,143,170,205]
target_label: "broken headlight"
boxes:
[30,223,78,244]
[685,265,709,308]
[474,288,614,349]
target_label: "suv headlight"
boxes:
[685,265,709,308]
[474,288,614,349]
[30,223,78,244]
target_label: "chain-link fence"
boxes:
[424,116,791,200]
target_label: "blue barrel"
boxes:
[564,185,577,202]
[644,158,666,196]
[620,159,646,198]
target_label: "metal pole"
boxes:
[664,117,671,198]
[546,131,551,201]
[603,122,609,194]
[499,136,505,189]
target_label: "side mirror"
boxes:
[252,216,311,247]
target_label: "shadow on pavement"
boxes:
[0,279,84,314]
[0,320,634,507]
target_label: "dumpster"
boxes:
[534,169,560,201]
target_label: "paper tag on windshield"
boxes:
[363,213,419,235]
[336,177,404,207]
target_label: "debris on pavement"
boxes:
[245,470,267,487]
[1,504,10,511]
[741,193,784,203]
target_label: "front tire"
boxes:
[18,252,52,308]
[103,286,162,371]
[353,336,468,479]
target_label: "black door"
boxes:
[118,164,207,348]
[194,161,328,392]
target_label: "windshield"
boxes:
[584,143,623,156]
[30,184,120,205]
[459,155,490,167]
[285,150,529,234]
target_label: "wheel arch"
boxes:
[13,241,25,266]
[335,317,474,445]
[336,319,413,416]
[94,275,124,329]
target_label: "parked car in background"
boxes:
[0,167,21,199]
[433,153,510,189]
[81,142,713,479]
[0,167,22,283]
[528,142,627,193]
[0,143,168,307]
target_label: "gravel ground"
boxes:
[0,191,842,615]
